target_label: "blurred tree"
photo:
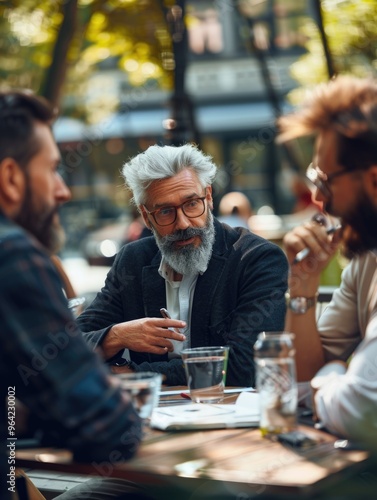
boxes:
[289,0,377,103]
[40,0,79,108]
[160,0,200,146]
[0,0,174,115]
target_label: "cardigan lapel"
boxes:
[191,220,229,345]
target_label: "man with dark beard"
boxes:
[77,143,288,387]
[0,90,156,500]
[279,76,377,447]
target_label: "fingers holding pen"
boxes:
[158,317,187,340]
[150,318,187,353]
[300,223,334,257]
[107,317,186,356]
[284,222,339,268]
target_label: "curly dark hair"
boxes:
[277,76,377,172]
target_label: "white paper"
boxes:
[158,387,255,397]
[151,392,260,431]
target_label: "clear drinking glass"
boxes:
[116,372,162,422]
[67,296,86,319]
[181,346,229,403]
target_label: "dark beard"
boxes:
[340,194,377,258]
[152,210,215,275]
[14,180,65,254]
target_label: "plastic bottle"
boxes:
[254,331,298,437]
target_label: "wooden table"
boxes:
[16,390,372,500]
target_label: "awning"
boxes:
[53,117,88,143]
[55,101,292,143]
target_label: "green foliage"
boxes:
[83,0,173,88]
[289,0,377,104]
[0,0,174,117]
[0,1,61,89]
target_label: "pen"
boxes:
[160,307,171,319]
[293,224,342,264]
[160,307,184,337]
[180,392,191,400]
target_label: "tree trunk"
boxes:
[162,0,200,146]
[40,0,78,109]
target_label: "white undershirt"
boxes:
[158,258,199,358]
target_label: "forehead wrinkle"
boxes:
[145,169,204,209]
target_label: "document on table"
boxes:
[151,392,260,431]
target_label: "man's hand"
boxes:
[102,317,186,359]
[283,221,341,294]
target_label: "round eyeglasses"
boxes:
[143,196,207,226]
[306,163,353,198]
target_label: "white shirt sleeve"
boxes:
[315,313,377,446]
[317,258,361,362]
[318,253,377,362]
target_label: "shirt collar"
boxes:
[158,256,201,284]
[158,257,175,282]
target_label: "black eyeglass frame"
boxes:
[143,195,207,227]
[306,163,356,198]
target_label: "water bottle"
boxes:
[254,331,298,437]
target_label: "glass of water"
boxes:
[67,296,86,319]
[181,346,229,403]
[116,372,162,422]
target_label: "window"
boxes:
[186,1,224,56]
[237,0,309,55]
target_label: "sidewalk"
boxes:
[61,256,110,299]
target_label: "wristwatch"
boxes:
[113,358,134,368]
[286,292,318,314]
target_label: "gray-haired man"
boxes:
[78,143,288,387]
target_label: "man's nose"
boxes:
[313,186,327,205]
[55,173,71,203]
[174,207,191,230]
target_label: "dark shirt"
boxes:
[78,219,288,387]
[0,211,142,499]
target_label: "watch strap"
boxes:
[286,292,318,314]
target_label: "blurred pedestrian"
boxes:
[217,191,253,228]
[123,206,151,244]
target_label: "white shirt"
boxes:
[158,258,199,357]
[314,251,377,446]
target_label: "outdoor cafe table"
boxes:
[16,388,372,500]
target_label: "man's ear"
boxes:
[0,158,26,205]
[206,185,213,210]
[139,205,151,229]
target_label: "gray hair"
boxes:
[121,143,218,205]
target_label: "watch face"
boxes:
[288,294,316,314]
[290,297,310,314]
